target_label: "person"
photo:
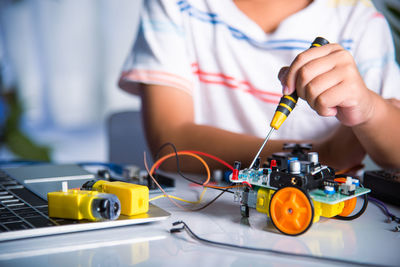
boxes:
[119,0,400,172]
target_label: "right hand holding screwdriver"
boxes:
[278,43,376,127]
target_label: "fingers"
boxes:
[278,42,372,126]
[302,66,342,110]
[278,67,289,85]
[308,80,360,118]
[312,84,343,117]
[283,44,344,95]
[280,44,355,114]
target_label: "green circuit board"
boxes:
[309,187,371,204]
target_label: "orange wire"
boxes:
[181,150,234,171]
[203,184,244,189]
[151,151,244,189]
[144,153,192,212]
[150,152,211,185]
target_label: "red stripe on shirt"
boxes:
[372,12,384,19]
[191,63,281,104]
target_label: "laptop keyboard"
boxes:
[0,169,60,232]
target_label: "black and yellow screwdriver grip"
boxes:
[270,37,329,130]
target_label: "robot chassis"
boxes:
[229,144,370,236]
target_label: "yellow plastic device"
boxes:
[90,180,149,216]
[255,187,358,235]
[48,189,121,221]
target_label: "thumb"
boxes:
[278,66,289,86]
[278,66,291,95]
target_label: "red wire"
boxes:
[183,150,234,171]
[154,150,234,171]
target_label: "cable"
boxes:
[149,187,208,204]
[145,153,193,211]
[148,143,242,210]
[144,153,229,211]
[170,221,388,267]
[151,151,211,185]
[152,142,195,180]
[173,150,233,171]
[191,190,227,212]
[149,151,210,206]
[151,143,238,192]
[153,142,233,171]
[368,196,400,223]
[152,143,233,193]
[335,191,368,221]
[151,152,242,190]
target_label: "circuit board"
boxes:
[230,143,371,235]
[232,167,370,204]
[309,187,370,204]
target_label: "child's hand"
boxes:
[278,44,375,126]
[314,125,366,170]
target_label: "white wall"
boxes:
[0,0,143,130]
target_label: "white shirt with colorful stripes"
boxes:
[119,0,400,141]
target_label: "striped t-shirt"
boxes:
[119,0,400,140]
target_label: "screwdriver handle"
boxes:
[270,37,329,130]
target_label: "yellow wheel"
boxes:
[269,186,314,236]
[339,197,357,217]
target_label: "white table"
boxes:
[0,176,399,267]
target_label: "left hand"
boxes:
[313,125,366,170]
[278,43,376,127]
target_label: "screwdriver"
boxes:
[249,37,329,168]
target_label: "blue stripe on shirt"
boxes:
[357,52,395,76]
[176,0,353,51]
[142,19,185,36]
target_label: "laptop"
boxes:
[0,164,170,242]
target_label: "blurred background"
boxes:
[0,0,399,165]
[0,0,143,163]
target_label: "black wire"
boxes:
[335,187,368,221]
[190,190,227,211]
[154,142,234,194]
[151,142,234,211]
[170,221,389,267]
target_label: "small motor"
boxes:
[48,182,121,221]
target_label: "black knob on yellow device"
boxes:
[270,37,329,130]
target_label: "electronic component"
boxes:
[324,185,335,196]
[82,180,149,216]
[48,184,121,221]
[230,144,370,236]
[364,169,400,206]
[336,177,356,196]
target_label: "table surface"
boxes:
[0,175,399,267]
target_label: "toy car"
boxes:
[229,144,370,236]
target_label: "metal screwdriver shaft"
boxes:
[248,37,329,169]
[249,127,274,168]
